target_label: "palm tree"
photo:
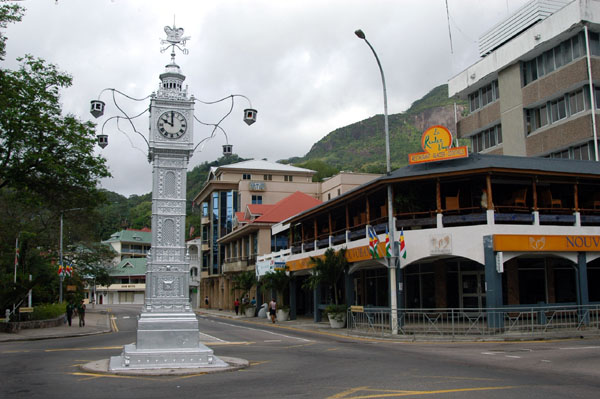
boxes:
[260,268,290,308]
[304,247,348,305]
[230,270,257,304]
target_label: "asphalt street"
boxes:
[1,305,600,399]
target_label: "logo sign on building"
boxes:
[430,234,452,255]
[256,259,287,277]
[249,181,266,191]
[408,125,468,165]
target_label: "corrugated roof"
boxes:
[285,153,600,222]
[102,229,152,244]
[109,258,147,277]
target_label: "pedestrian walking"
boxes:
[269,298,277,323]
[77,300,86,327]
[234,298,240,315]
[66,301,75,327]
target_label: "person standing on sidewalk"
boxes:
[77,300,86,327]
[269,298,277,323]
[66,301,75,327]
[234,298,240,315]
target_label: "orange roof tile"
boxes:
[255,192,321,223]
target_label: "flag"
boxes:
[368,226,380,259]
[65,262,73,277]
[14,237,19,268]
[385,226,391,257]
[189,225,195,238]
[399,228,407,259]
[58,263,64,276]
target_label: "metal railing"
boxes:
[347,304,600,338]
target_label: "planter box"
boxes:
[244,306,256,317]
[277,309,289,322]
[327,313,346,329]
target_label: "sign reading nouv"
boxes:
[408,125,468,165]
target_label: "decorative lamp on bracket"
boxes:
[97,134,108,149]
[222,144,233,155]
[243,108,257,125]
[90,100,105,118]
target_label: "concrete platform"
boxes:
[81,356,249,376]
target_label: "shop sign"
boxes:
[408,125,468,165]
[256,259,287,277]
[430,234,452,254]
[286,243,386,271]
[493,234,600,252]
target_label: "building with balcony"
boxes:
[448,0,600,160]
[191,158,380,311]
[101,228,151,265]
[276,153,600,325]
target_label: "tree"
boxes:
[304,248,348,305]
[0,1,22,61]
[230,270,257,305]
[0,55,110,210]
[261,268,290,308]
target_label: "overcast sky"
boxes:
[3,0,530,196]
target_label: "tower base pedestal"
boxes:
[108,311,227,371]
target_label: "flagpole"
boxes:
[14,235,19,284]
[59,211,64,303]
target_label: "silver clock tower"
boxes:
[108,26,227,371]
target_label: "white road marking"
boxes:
[215,321,313,342]
[122,316,130,319]
[505,355,521,359]
[481,351,504,355]
[264,339,282,343]
[198,332,226,342]
[559,346,600,350]
[541,360,551,363]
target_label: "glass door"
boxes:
[460,271,486,309]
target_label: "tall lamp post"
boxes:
[355,29,399,334]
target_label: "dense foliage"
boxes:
[0,3,111,311]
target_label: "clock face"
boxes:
[157,110,187,139]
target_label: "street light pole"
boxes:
[355,29,399,334]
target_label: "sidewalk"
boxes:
[0,307,112,342]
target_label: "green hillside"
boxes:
[289,84,464,174]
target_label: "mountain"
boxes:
[288,84,464,174]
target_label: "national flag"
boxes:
[399,228,407,259]
[65,262,73,277]
[189,225,195,238]
[14,237,19,268]
[385,226,391,257]
[57,263,64,276]
[368,226,380,259]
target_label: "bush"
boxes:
[29,303,65,321]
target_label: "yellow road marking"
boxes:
[2,350,31,353]
[326,347,339,351]
[69,372,156,381]
[110,315,118,332]
[327,385,517,399]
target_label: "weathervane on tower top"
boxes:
[160,20,190,63]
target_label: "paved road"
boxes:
[2,306,600,398]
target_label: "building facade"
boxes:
[449,0,600,161]
[277,154,600,325]
[190,159,380,310]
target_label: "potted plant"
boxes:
[304,247,348,328]
[230,270,257,317]
[260,268,291,321]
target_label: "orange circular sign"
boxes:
[421,125,453,154]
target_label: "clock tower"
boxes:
[109,25,227,371]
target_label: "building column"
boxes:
[289,277,297,320]
[313,283,321,322]
[484,235,503,328]
[577,252,590,326]
[345,267,354,306]
[506,259,520,305]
